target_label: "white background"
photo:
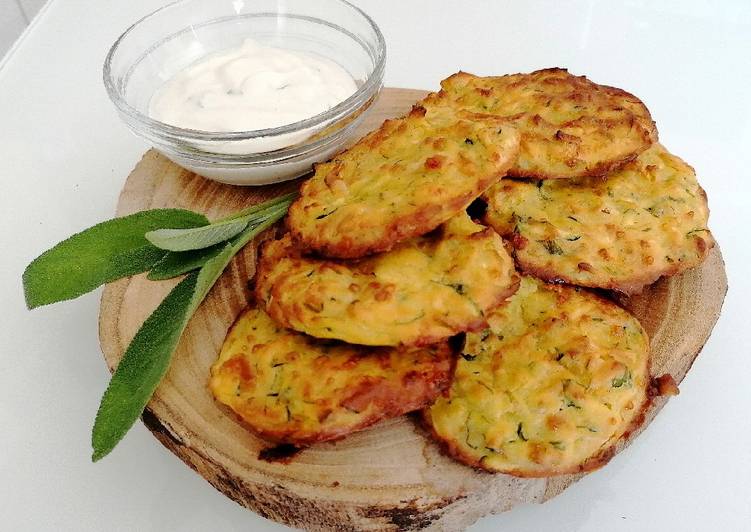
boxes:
[2,1,750,530]
[0,0,46,57]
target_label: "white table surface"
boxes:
[2,1,750,530]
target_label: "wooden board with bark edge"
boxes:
[99,88,727,531]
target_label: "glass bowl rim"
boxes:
[149,93,379,165]
[102,0,387,143]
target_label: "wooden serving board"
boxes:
[99,88,727,531]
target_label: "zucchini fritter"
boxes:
[209,308,453,445]
[483,144,714,294]
[424,276,650,476]
[287,102,520,258]
[439,68,657,179]
[255,212,519,346]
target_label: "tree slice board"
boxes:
[99,88,727,531]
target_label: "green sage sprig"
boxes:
[23,209,209,309]
[144,192,295,252]
[22,193,295,461]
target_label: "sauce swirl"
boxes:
[149,39,357,152]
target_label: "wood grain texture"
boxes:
[99,88,727,531]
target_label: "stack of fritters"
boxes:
[210,68,713,477]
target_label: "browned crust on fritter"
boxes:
[210,308,457,446]
[421,279,653,476]
[421,371,652,478]
[288,186,477,259]
[511,242,712,296]
[246,358,455,446]
[287,100,521,259]
[439,68,658,179]
[505,150,641,180]
[496,180,714,296]
[255,219,520,347]
[420,403,646,477]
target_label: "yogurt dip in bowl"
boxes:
[104,0,386,185]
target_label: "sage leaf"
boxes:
[192,242,237,303]
[179,205,287,295]
[92,242,238,461]
[145,192,296,252]
[145,209,281,281]
[91,271,198,462]
[214,191,298,223]
[91,203,289,461]
[147,244,226,281]
[145,218,249,252]
[23,209,208,309]
[228,203,290,254]
[91,238,241,461]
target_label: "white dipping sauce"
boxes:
[149,39,357,153]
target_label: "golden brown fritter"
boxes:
[423,276,650,476]
[255,212,519,346]
[209,308,454,445]
[483,144,714,294]
[287,101,520,259]
[438,68,657,179]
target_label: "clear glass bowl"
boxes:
[104,0,386,185]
